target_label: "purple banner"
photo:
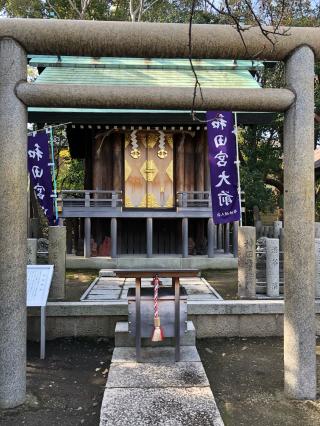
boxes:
[28,131,56,225]
[207,111,241,224]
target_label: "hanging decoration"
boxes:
[28,129,57,225]
[207,111,241,224]
[157,130,168,159]
[151,274,165,342]
[130,130,141,159]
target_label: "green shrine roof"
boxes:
[28,56,265,122]
[30,56,262,89]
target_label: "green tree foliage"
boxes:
[52,128,85,190]
[56,155,85,190]
[239,122,283,214]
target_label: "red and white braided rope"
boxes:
[153,275,159,319]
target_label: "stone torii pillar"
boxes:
[0,39,27,408]
[284,46,316,399]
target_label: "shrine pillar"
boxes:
[284,46,316,399]
[146,218,153,258]
[184,133,194,192]
[182,218,188,258]
[112,132,123,192]
[175,133,185,193]
[0,38,27,408]
[111,217,117,258]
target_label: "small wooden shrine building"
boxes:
[28,56,268,258]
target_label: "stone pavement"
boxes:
[100,345,224,426]
[81,275,222,302]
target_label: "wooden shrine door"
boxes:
[124,130,174,208]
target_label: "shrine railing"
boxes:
[177,191,246,212]
[176,191,211,210]
[59,190,244,217]
[60,190,122,212]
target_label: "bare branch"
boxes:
[67,0,82,19]
[80,0,92,19]
[141,0,160,16]
[243,0,288,49]
[206,0,249,56]
[46,0,62,19]
[129,0,144,22]
[67,0,92,19]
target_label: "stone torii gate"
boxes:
[0,19,318,408]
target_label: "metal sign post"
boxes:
[27,265,54,359]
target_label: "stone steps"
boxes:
[100,322,224,425]
[115,320,196,347]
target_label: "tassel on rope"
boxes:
[151,274,164,342]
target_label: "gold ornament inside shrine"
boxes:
[125,131,174,208]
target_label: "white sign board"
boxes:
[27,265,54,307]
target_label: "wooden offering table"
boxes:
[114,269,199,362]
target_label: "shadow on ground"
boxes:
[198,337,320,426]
[0,338,113,426]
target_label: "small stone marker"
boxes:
[48,226,66,300]
[315,239,320,298]
[273,221,282,239]
[266,238,280,297]
[238,226,256,298]
[27,238,37,265]
[279,228,285,252]
[262,226,268,237]
[267,226,274,238]
[255,220,263,238]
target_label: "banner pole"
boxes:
[49,127,59,224]
[234,112,243,227]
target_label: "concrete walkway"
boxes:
[100,344,224,425]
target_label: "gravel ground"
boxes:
[1,337,319,426]
[0,338,113,426]
[198,337,320,426]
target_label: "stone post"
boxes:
[207,218,215,258]
[279,228,285,252]
[0,39,27,409]
[315,239,320,298]
[255,220,263,239]
[48,226,66,300]
[284,46,316,399]
[27,238,37,265]
[238,226,256,298]
[266,238,279,297]
[273,221,282,239]
[262,226,267,237]
[315,222,320,238]
[233,221,239,258]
